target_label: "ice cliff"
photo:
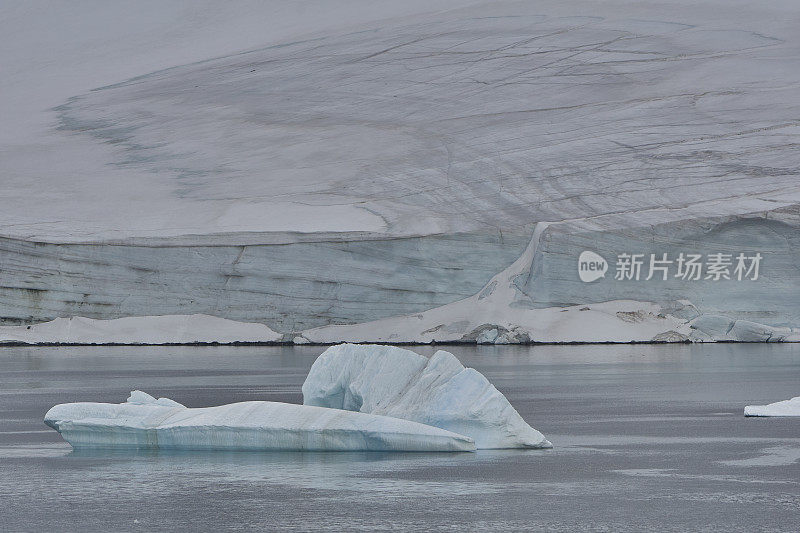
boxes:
[44,390,476,452]
[303,344,551,449]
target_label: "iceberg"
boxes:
[44,391,475,452]
[302,344,551,449]
[744,397,800,417]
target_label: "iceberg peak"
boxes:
[303,344,551,449]
[126,390,186,408]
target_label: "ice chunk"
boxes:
[126,390,185,407]
[299,344,428,412]
[744,397,800,417]
[303,344,551,449]
[44,393,475,452]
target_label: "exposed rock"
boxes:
[616,311,648,324]
[461,324,531,345]
[651,331,690,343]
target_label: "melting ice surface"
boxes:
[744,397,800,417]
[44,391,475,452]
[303,344,551,449]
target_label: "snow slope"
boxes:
[44,390,476,452]
[3,0,798,243]
[0,314,281,345]
[0,0,468,240]
[302,344,551,448]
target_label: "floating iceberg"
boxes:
[44,391,475,452]
[302,344,551,449]
[45,345,549,452]
[744,397,800,417]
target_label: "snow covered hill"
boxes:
[1,1,799,343]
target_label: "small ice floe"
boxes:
[744,397,800,417]
[44,390,475,452]
[302,344,551,449]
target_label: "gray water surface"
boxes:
[1,344,799,531]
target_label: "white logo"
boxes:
[578,251,607,282]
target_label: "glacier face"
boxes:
[44,390,476,452]
[302,344,551,449]
[2,1,800,342]
[0,233,526,331]
[520,213,800,329]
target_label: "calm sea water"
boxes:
[1,344,799,531]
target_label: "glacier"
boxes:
[302,344,551,449]
[44,390,476,452]
[2,1,800,343]
[744,397,800,417]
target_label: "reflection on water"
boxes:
[1,343,799,531]
[63,448,527,497]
